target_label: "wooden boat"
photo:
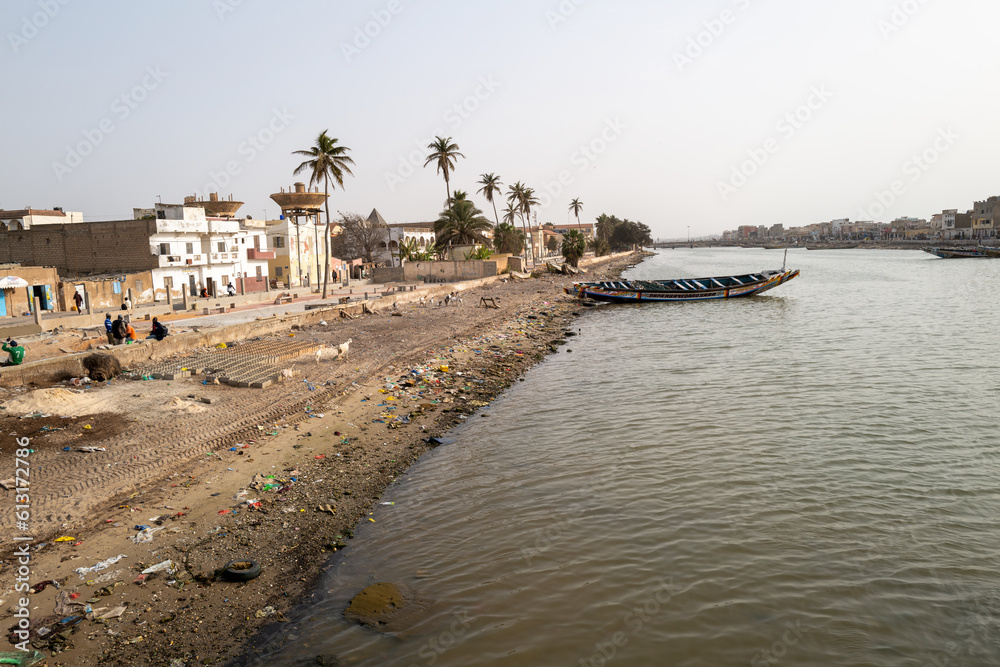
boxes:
[806,244,859,250]
[565,268,800,303]
[922,247,990,258]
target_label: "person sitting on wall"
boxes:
[2,339,25,366]
[125,321,139,344]
[150,317,168,341]
[200,287,210,298]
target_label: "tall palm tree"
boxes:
[292,131,354,298]
[424,137,465,210]
[507,182,534,265]
[512,185,540,263]
[477,173,503,225]
[448,190,469,207]
[569,198,584,227]
[434,199,493,249]
[502,202,519,226]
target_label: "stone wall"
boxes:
[0,220,160,276]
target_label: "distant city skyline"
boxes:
[2,0,998,238]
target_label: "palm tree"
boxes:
[424,137,465,210]
[595,213,614,242]
[292,131,354,298]
[448,190,469,207]
[493,222,524,255]
[507,182,540,265]
[569,198,584,227]
[477,173,503,225]
[520,187,540,263]
[434,199,493,249]
[502,202,519,226]
[562,229,586,267]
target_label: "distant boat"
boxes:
[806,244,859,250]
[923,247,991,258]
[565,268,800,303]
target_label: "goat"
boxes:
[337,338,352,361]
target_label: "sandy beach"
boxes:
[0,253,639,666]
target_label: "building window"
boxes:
[273,237,285,248]
[186,242,193,254]
[217,241,225,252]
[256,265,262,279]
[275,267,283,277]
[159,242,170,255]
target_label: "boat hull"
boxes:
[565,269,800,303]
[923,247,990,258]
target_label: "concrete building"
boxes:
[972,196,1000,239]
[0,208,84,230]
[146,202,271,298]
[0,264,60,317]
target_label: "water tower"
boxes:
[269,182,328,288]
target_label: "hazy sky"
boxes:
[2,0,996,238]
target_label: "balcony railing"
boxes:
[247,249,276,260]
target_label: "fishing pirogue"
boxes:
[565,268,800,303]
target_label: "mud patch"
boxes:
[0,412,131,460]
[344,582,425,632]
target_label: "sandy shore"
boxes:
[0,253,640,666]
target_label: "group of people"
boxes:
[104,314,168,345]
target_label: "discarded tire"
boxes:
[221,559,261,582]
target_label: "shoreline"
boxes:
[0,252,642,666]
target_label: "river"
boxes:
[246,248,1000,666]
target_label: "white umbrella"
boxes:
[0,276,30,289]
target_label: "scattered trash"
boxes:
[220,559,261,582]
[78,446,106,453]
[74,554,127,578]
[141,560,174,575]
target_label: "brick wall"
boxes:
[0,220,160,276]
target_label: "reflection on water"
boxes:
[245,249,1000,666]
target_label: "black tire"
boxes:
[221,559,261,582]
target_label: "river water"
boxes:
[248,248,1000,666]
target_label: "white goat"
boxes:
[337,338,352,361]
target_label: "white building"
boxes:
[147,203,272,297]
[0,208,84,229]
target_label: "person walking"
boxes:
[111,315,127,345]
[104,314,114,344]
[227,282,236,296]
[73,291,83,312]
